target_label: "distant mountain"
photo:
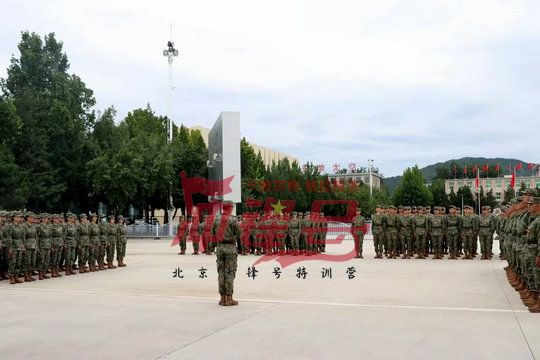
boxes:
[384,157,529,194]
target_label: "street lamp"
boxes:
[162,32,179,236]
[368,159,374,195]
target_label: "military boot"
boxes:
[69,265,76,275]
[219,294,225,306]
[226,294,239,306]
[524,291,538,307]
[38,271,44,280]
[24,272,32,282]
[108,261,116,269]
[9,275,16,284]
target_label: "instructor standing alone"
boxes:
[214,202,240,306]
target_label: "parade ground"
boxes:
[1,236,538,360]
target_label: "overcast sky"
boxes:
[1,0,539,176]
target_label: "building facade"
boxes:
[327,172,383,190]
[445,175,540,201]
[191,126,298,167]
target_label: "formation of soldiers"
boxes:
[353,204,499,260]
[0,211,128,285]
[177,211,328,257]
[500,191,540,313]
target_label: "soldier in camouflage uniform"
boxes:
[479,206,496,260]
[0,211,9,280]
[523,199,540,312]
[302,212,314,256]
[371,206,386,259]
[321,212,328,252]
[214,202,240,306]
[106,215,117,269]
[98,215,109,270]
[116,216,128,266]
[6,212,25,284]
[23,212,38,281]
[188,215,200,255]
[446,206,462,260]
[177,216,189,255]
[461,206,479,259]
[351,208,367,259]
[399,206,414,259]
[77,213,90,273]
[88,213,100,271]
[429,207,446,259]
[288,211,302,256]
[36,213,52,280]
[274,213,288,255]
[64,213,79,275]
[50,214,65,277]
[385,206,399,259]
[413,206,428,259]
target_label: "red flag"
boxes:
[510,168,516,188]
[495,163,500,172]
[482,164,489,173]
[475,168,479,190]
[464,165,467,174]
[516,162,522,170]
[472,165,477,173]
[527,163,534,170]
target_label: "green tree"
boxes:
[456,186,476,209]
[502,185,515,205]
[429,178,450,207]
[393,166,432,206]
[1,31,95,212]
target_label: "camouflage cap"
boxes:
[292,211,297,215]
[403,206,411,210]
[108,215,115,219]
[25,211,35,217]
[66,212,77,218]
[118,215,124,219]
[482,206,491,210]
[90,213,98,218]
[388,205,396,210]
[79,213,87,219]
[305,211,310,215]
[298,212,303,216]
[411,206,417,210]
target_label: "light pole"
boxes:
[163,29,179,236]
[368,159,374,195]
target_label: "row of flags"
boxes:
[457,162,536,175]
[456,163,537,191]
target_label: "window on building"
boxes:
[495,192,501,200]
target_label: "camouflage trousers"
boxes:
[88,242,100,265]
[191,236,200,252]
[275,235,286,251]
[98,242,107,265]
[290,234,300,250]
[479,234,493,257]
[37,248,51,272]
[216,244,238,295]
[373,231,384,254]
[431,234,443,254]
[353,232,364,255]
[446,233,459,255]
[523,246,538,291]
[8,250,23,276]
[400,231,414,254]
[106,239,116,262]
[65,245,77,267]
[240,234,250,253]
[499,237,505,257]
[78,244,89,268]
[415,233,427,254]
[386,231,398,254]
[179,236,187,251]
[51,245,63,270]
[461,232,475,254]
[116,240,127,260]
[23,248,37,272]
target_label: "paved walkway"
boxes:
[1,237,537,360]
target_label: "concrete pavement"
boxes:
[0,237,537,360]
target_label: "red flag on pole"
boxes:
[475,168,480,190]
[495,163,500,172]
[464,165,467,175]
[482,164,489,173]
[472,165,477,173]
[510,167,516,188]
[527,163,534,170]
[516,162,523,170]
